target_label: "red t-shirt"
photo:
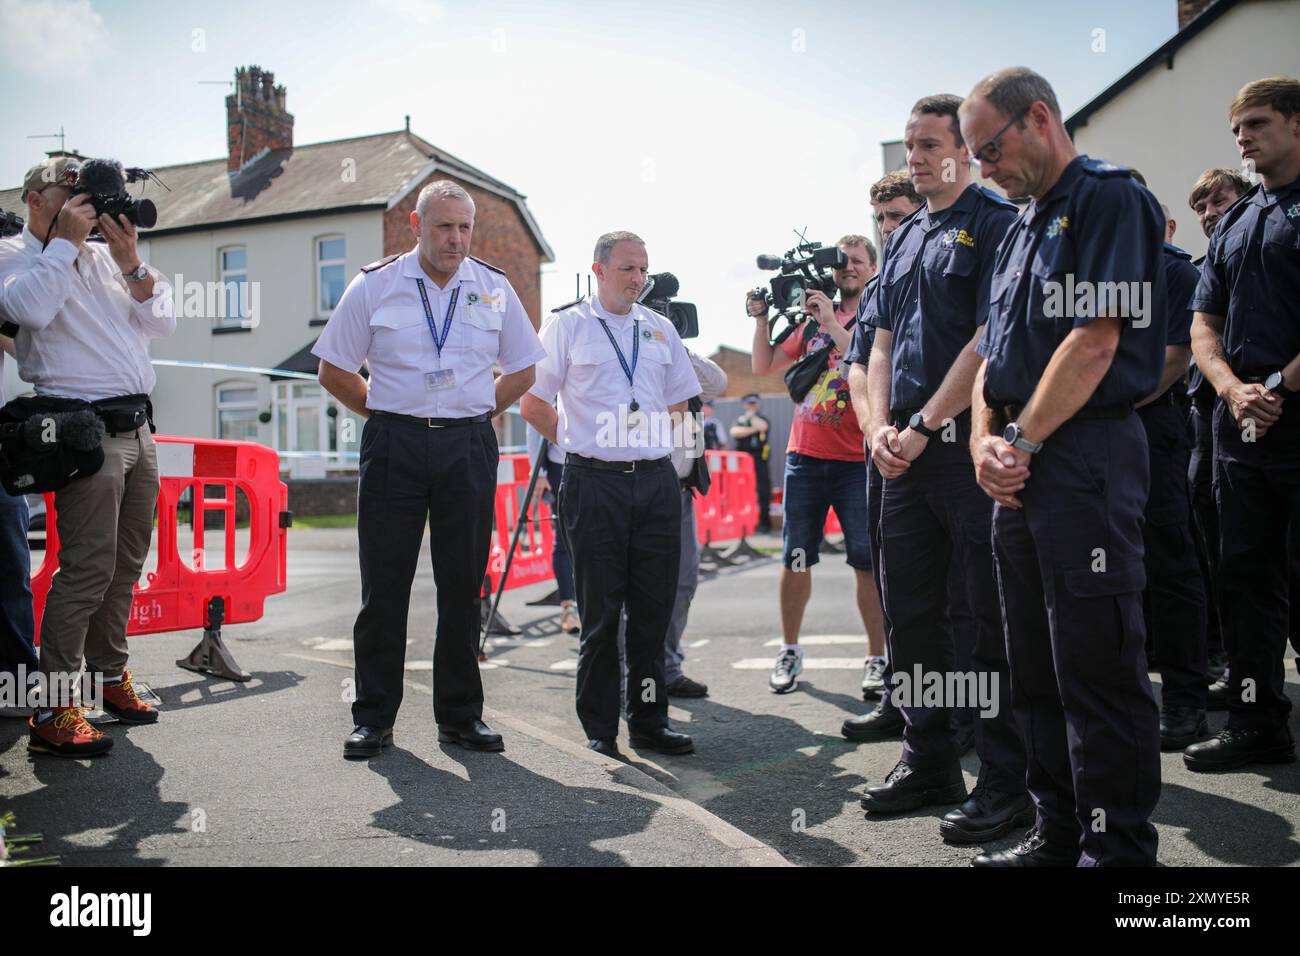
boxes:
[778,311,865,461]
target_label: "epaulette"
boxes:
[1080,157,1131,179]
[1163,242,1193,261]
[551,296,586,313]
[469,255,505,275]
[975,184,1018,210]
[360,254,400,273]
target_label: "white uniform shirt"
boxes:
[530,296,702,462]
[312,251,545,418]
[0,227,175,400]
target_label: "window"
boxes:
[215,382,260,441]
[272,379,363,478]
[218,246,250,328]
[316,236,346,316]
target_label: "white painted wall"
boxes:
[1070,0,1300,259]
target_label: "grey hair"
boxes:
[416,180,475,219]
[593,230,645,264]
[965,66,1061,121]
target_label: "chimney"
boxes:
[226,65,294,173]
[1178,0,1216,30]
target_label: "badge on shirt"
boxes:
[426,369,456,391]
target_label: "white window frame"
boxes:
[217,245,250,329]
[315,235,347,318]
[214,380,261,442]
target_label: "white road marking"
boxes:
[312,638,356,652]
[763,635,864,646]
[685,639,710,648]
[549,660,579,671]
[731,658,864,670]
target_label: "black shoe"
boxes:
[1183,725,1296,772]
[940,787,1034,844]
[970,827,1078,867]
[437,719,504,752]
[344,725,393,759]
[588,737,623,759]
[842,695,905,742]
[628,726,695,755]
[1160,705,1209,751]
[665,676,709,698]
[861,760,967,815]
[1206,675,1230,710]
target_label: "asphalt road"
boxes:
[5,526,1299,867]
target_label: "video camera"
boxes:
[42,158,164,232]
[751,236,847,345]
[0,209,23,238]
[639,272,698,340]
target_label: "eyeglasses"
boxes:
[970,110,1027,165]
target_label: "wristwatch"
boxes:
[1003,421,1043,455]
[1265,371,1295,397]
[908,411,939,439]
[122,263,149,283]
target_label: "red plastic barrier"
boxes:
[483,453,558,594]
[694,450,757,545]
[825,507,842,536]
[31,436,289,642]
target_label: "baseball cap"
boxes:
[742,393,760,403]
[20,156,80,202]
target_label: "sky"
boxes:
[0,0,1180,356]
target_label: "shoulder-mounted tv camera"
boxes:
[639,272,698,340]
[750,234,846,345]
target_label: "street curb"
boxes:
[486,707,792,867]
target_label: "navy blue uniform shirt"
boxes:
[871,183,1018,412]
[1189,176,1300,376]
[977,156,1168,408]
[843,274,880,367]
[1163,243,1199,347]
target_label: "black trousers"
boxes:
[1188,399,1226,665]
[1138,400,1207,708]
[559,458,680,740]
[992,415,1160,867]
[351,414,497,728]
[879,424,1025,793]
[751,451,772,531]
[1213,403,1300,731]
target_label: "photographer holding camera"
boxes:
[0,156,174,757]
[746,235,886,696]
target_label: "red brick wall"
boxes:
[711,347,790,398]
[226,67,293,172]
[383,172,544,328]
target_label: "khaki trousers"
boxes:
[39,428,158,693]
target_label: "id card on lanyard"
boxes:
[416,278,460,391]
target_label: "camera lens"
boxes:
[132,199,157,230]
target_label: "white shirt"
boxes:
[530,296,702,462]
[312,251,545,418]
[0,227,175,400]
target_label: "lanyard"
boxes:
[414,278,460,354]
[595,316,640,410]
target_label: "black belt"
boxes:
[1003,403,1132,422]
[372,410,490,428]
[1142,386,1182,409]
[565,453,668,474]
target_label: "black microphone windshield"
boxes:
[77,158,125,195]
[756,254,782,270]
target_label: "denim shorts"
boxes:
[781,452,872,570]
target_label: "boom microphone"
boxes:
[756,254,783,270]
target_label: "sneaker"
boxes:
[769,647,802,694]
[861,657,886,700]
[101,671,159,724]
[28,707,113,758]
[665,676,709,698]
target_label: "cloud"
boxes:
[0,0,112,78]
